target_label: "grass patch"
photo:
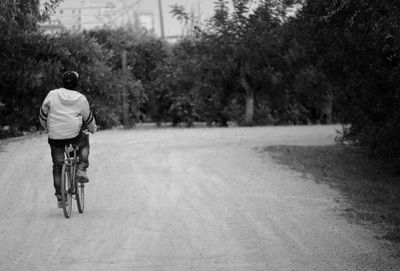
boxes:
[264,145,400,251]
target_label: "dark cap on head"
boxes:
[63,71,79,90]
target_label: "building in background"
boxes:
[40,0,157,34]
[40,0,214,40]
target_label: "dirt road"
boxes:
[0,125,398,270]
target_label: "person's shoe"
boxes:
[76,170,89,183]
[56,195,67,208]
[77,175,89,183]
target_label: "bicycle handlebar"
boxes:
[81,129,93,135]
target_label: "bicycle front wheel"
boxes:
[76,182,84,213]
[61,164,73,218]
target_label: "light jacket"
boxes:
[39,88,97,140]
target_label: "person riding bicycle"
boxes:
[39,71,97,208]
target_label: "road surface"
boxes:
[0,125,398,270]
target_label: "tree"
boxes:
[292,0,400,160]
[86,28,167,125]
[171,0,300,126]
[0,0,61,134]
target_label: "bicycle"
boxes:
[60,143,84,218]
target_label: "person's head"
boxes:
[62,71,79,90]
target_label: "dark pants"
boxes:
[49,133,90,196]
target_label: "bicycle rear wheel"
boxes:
[76,182,84,213]
[61,164,73,218]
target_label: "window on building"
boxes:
[139,14,155,31]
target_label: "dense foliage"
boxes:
[291,0,400,160]
[167,0,307,126]
[1,0,400,163]
[0,0,148,134]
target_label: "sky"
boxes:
[46,0,220,37]
[155,0,218,37]
[158,0,262,36]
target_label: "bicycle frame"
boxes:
[61,144,81,218]
[65,144,79,176]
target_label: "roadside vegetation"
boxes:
[265,144,400,253]
[0,0,399,164]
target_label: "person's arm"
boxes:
[80,96,97,133]
[39,93,51,132]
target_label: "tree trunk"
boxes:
[240,67,254,125]
[325,87,333,124]
[319,86,333,124]
[121,49,131,128]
